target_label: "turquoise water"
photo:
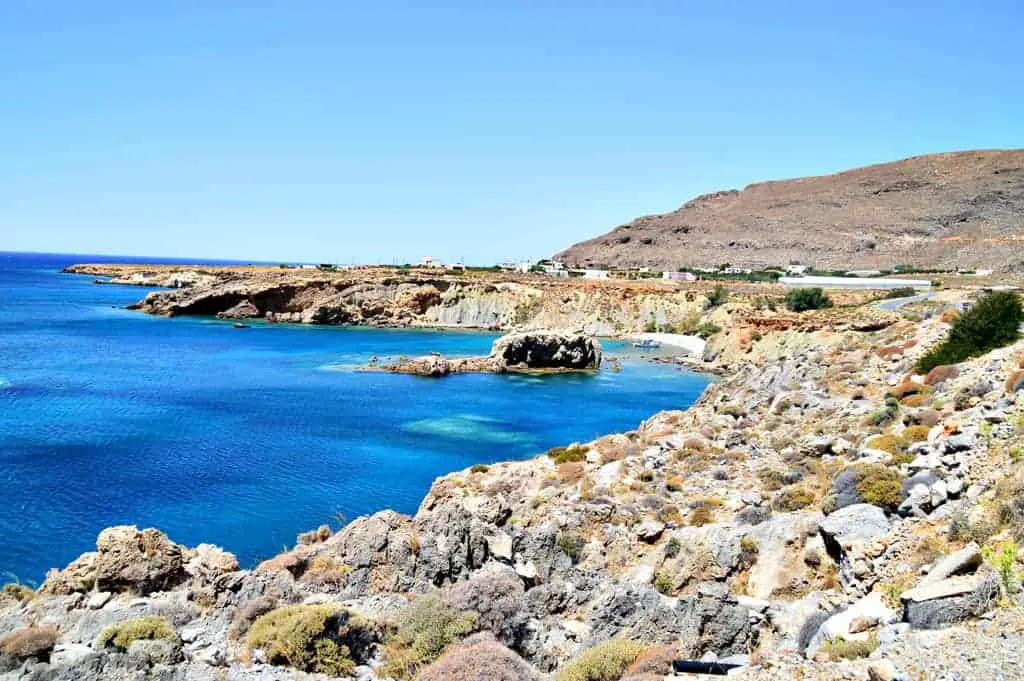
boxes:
[0,252,710,582]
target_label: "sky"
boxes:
[1,1,1022,265]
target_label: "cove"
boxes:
[0,252,711,582]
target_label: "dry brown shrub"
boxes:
[924,364,960,386]
[229,596,278,640]
[558,462,586,484]
[0,626,57,661]
[622,643,677,679]
[415,633,538,681]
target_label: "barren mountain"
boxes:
[556,150,1024,272]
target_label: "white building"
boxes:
[419,257,444,269]
[785,264,809,276]
[722,267,752,275]
[663,271,697,282]
[580,269,609,280]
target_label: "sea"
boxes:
[0,252,710,583]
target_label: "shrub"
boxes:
[916,292,1023,373]
[444,565,524,646]
[664,537,682,558]
[688,506,715,527]
[1007,370,1024,395]
[884,287,917,300]
[757,466,789,491]
[556,531,586,561]
[247,605,356,676]
[772,487,815,511]
[556,639,650,681]
[1,626,57,661]
[705,285,728,308]
[653,571,674,595]
[982,540,1021,598]
[622,644,678,678]
[469,464,490,474]
[890,381,933,401]
[855,464,903,512]
[695,322,722,339]
[902,425,931,443]
[821,634,877,661]
[229,596,278,640]
[1,583,35,604]
[924,364,960,386]
[666,476,684,492]
[382,594,477,680]
[785,288,833,312]
[547,445,589,465]
[416,633,539,681]
[866,434,907,455]
[98,616,179,652]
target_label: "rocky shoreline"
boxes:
[3,281,1022,680]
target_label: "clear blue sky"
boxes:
[2,1,1022,264]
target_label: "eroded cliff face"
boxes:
[65,265,716,334]
[5,293,1024,681]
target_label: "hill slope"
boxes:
[556,150,1024,272]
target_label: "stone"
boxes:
[868,659,898,681]
[805,592,895,656]
[922,543,982,585]
[901,571,1000,629]
[486,531,513,561]
[819,504,890,548]
[515,560,539,581]
[86,592,112,610]
[636,519,666,542]
[491,331,602,370]
[215,300,259,320]
[185,544,239,582]
[626,564,655,585]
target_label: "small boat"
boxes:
[233,322,251,329]
[633,339,661,349]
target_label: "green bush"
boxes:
[469,464,490,474]
[381,594,477,680]
[695,322,722,339]
[785,288,834,312]
[883,287,918,299]
[772,486,816,511]
[556,531,585,561]
[653,571,674,595]
[916,292,1022,373]
[547,445,589,465]
[855,464,903,512]
[706,285,728,307]
[98,616,179,652]
[247,605,354,676]
[821,634,877,661]
[556,638,650,681]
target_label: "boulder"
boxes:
[491,331,602,370]
[921,543,982,585]
[215,300,259,320]
[804,592,896,656]
[41,526,189,596]
[901,571,1000,629]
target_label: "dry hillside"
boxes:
[556,149,1024,272]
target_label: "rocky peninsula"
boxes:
[3,278,1023,681]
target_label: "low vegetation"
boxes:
[785,288,833,312]
[246,605,355,676]
[381,594,477,680]
[416,633,538,681]
[547,444,589,465]
[821,634,877,661]
[555,638,650,681]
[98,616,179,652]
[1,626,57,661]
[772,486,816,511]
[916,291,1022,373]
[855,463,904,512]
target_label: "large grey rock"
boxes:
[491,331,602,370]
[901,571,1000,629]
[805,592,896,656]
[820,504,890,548]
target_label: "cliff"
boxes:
[556,149,1024,273]
[3,291,1023,680]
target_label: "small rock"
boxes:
[868,659,898,681]
[86,591,112,610]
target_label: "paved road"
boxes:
[875,292,937,311]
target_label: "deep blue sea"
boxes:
[0,252,709,582]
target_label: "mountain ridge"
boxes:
[556,149,1024,272]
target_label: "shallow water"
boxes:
[0,252,710,582]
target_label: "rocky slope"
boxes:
[557,149,1024,272]
[3,292,1023,680]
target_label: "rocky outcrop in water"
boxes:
[369,331,602,376]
